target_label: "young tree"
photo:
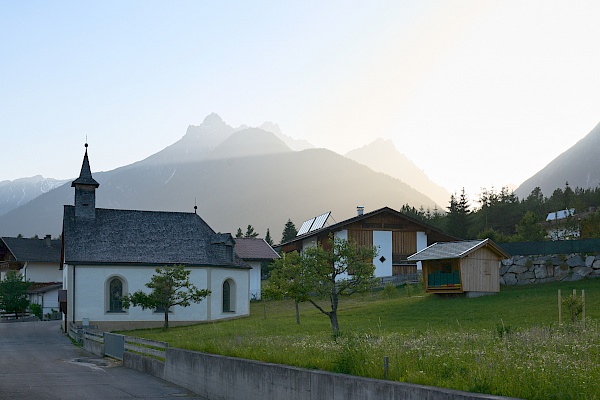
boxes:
[268,236,378,334]
[281,219,298,243]
[235,228,243,238]
[122,265,210,330]
[245,225,259,238]
[264,251,307,324]
[0,271,31,319]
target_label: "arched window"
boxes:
[223,279,236,313]
[109,277,123,312]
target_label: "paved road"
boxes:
[0,320,205,399]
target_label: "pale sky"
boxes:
[2,1,600,204]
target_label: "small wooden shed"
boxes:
[407,239,509,297]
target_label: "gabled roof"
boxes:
[234,238,279,261]
[407,239,510,261]
[63,206,248,268]
[0,237,61,263]
[280,206,455,246]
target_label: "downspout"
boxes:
[72,265,76,324]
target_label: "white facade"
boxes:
[63,263,249,328]
[21,261,62,283]
[246,261,262,300]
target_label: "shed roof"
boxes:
[63,206,248,268]
[1,237,61,263]
[234,238,279,261]
[407,239,510,261]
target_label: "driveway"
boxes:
[0,320,205,399]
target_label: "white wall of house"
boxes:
[373,231,392,277]
[29,288,60,315]
[246,261,262,300]
[63,264,249,325]
[22,261,62,282]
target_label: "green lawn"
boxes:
[123,279,600,399]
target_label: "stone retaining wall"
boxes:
[500,253,600,285]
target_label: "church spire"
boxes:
[72,143,99,188]
[72,143,99,219]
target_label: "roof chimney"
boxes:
[44,234,51,247]
[357,206,364,216]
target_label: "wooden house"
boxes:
[407,239,509,297]
[280,207,456,279]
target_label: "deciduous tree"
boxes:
[267,236,377,334]
[0,271,31,319]
[122,265,210,330]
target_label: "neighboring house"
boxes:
[407,239,509,297]
[234,238,279,300]
[0,236,62,315]
[62,145,251,331]
[545,208,580,240]
[280,207,456,279]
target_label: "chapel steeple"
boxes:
[72,143,99,219]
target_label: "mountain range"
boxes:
[0,114,443,241]
[0,176,69,216]
[4,114,598,240]
[515,122,600,198]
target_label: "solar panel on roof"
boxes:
[297,218,316,236]
[309,212,330,232]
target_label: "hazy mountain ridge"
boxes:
[0,176,69,216]
[345,138,450,207]
[0,120,439,238]
[515,122,600,198]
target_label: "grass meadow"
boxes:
[123,279,600,399]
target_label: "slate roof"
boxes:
[407,239,509,261]
[0,237,61,263]
[234,238,279,261]
[63,206,248,268]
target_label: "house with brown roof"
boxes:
[407,239,509,297]
[61,144,251,331]
[280,207,456,279]
[234,238,279,300]
[0,235,62,315]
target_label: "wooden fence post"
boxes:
[558,289,562,324]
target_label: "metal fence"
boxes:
[499,238,600,256]
[104,333,125,360]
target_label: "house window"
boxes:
[108,277,124,312]
[223,279,236,313]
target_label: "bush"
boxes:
[29,303,42,319]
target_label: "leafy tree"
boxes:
[281,219,298,243]
[245,224,259,238]
[264,229,274,247]
[122,265,210,330]
[264,251,306,324]
[235,228,243,238]
[267,236,378,334]
[0,271,31,319]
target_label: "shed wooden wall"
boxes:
[459,247,500,293]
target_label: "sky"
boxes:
[2,1,600,204]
